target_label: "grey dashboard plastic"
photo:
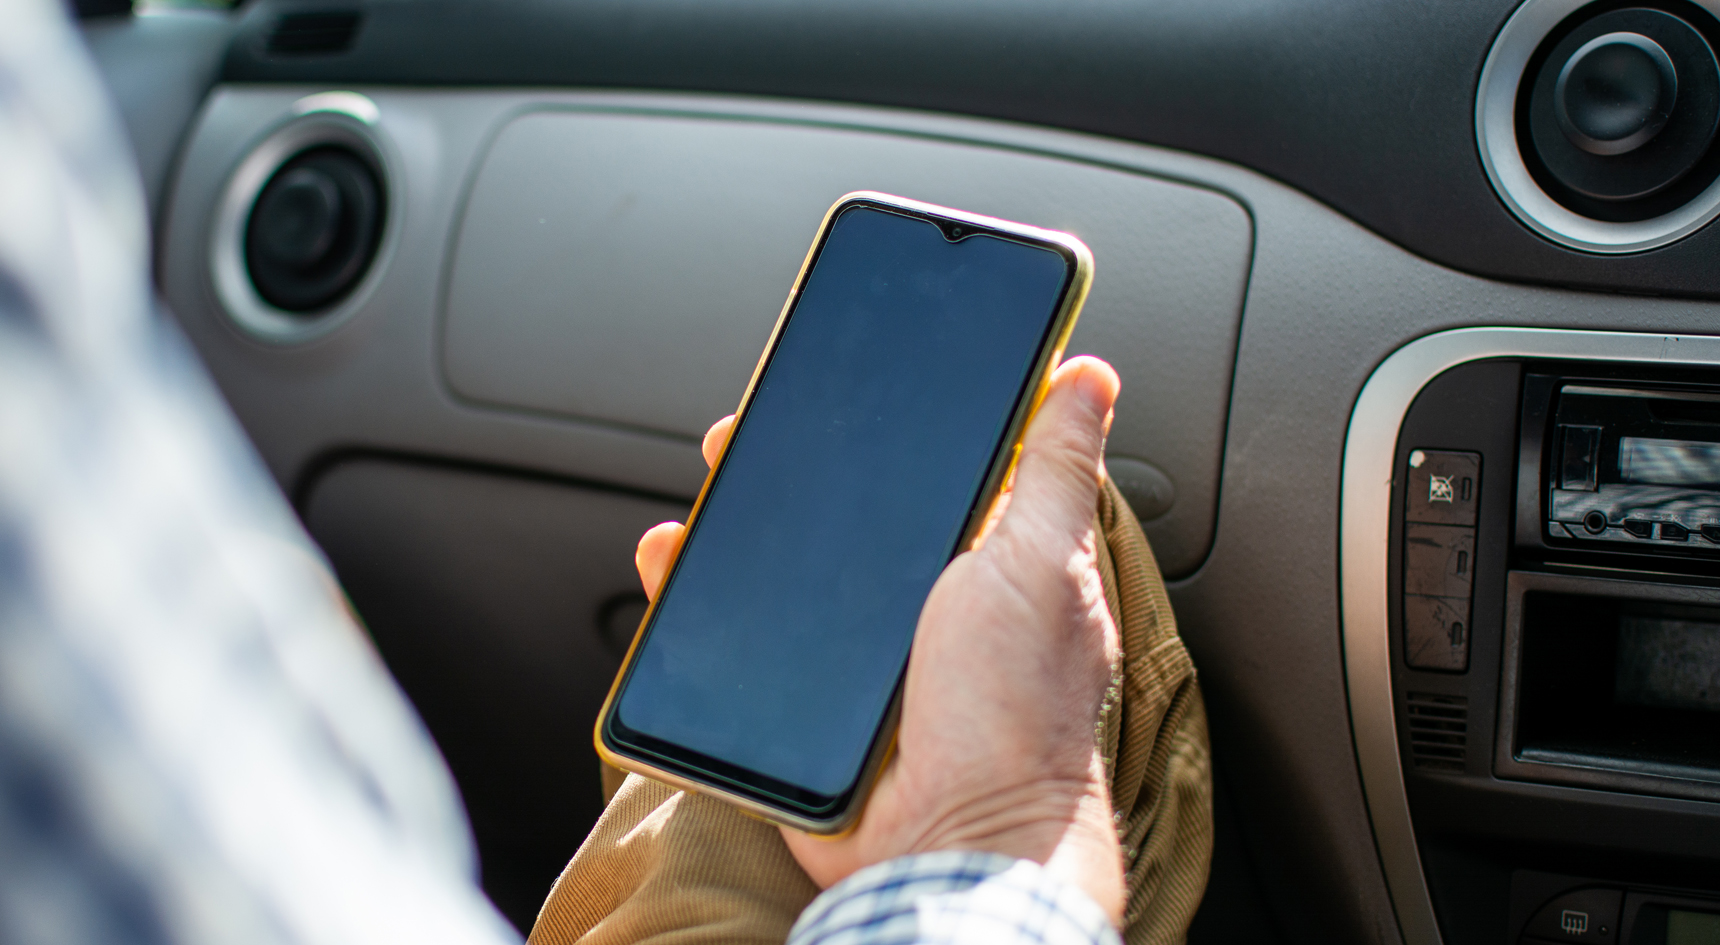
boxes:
[212,0,1720,299]
[442,108,1252,577]
[158,86,1720,945]
[80,11,233,221]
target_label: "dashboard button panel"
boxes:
[1403,449,1481,672]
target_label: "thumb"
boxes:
[994,356,1119,545]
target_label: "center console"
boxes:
[1342,329,1720,945]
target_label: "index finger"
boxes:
[702,415,736,468]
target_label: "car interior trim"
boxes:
[1476,0,1720,254]
[292,89,380,125]
[1341,325,1720,945]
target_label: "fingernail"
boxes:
[1074,363,1112,416]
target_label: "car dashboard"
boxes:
[80,0,1720,942]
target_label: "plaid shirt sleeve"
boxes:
[787,852,1123,945]
[0,2,517,944]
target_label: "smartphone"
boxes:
[595,192,1095,833]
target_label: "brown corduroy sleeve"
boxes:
[1095,476,1214,945]
[528,774,819,945]
[530,475,1211,945]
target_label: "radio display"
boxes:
[1667,908,1720,945]
[1619,436,1720,488]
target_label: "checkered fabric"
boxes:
[0,2,515,944]
[788,852,1122,945]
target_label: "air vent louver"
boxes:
[267,11,362,55]
[244,146,384,312]
[1407,692,1468,772]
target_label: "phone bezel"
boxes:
[594,191,1095,834]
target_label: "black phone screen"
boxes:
[608,204,1076,811]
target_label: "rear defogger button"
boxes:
[1521,887,1622,944]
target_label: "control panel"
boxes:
[1381,356,1720,945]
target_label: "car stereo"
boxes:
[1544,383,1720,552]
[1494,370,1720,803]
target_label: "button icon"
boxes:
[1430,475,1455,503]
[1405,449,1481,527]
[1403,524,1475,599]
[1403,593,1471,672]
[1525,886,1621,943]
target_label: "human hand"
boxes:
[634,356,1125,925]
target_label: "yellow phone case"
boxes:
[593,191,1095,834]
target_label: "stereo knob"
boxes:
[1555,33,1677,156]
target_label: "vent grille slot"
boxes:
[267,11,363,55]
[1407,692,1468,772]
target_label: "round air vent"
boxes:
[1479,0,1720,252]
[245,147,384,311]
[211,92,392,343]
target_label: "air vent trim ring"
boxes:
[1478,0,1720,254]
[210,91,394,344]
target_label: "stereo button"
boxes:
[1623,519,1654,538]
[1404,594,1471,672]
[1407,450,1481,526]
[1704,524,1720,543]
[1522,887,1622,944]
[1405,524,1476,598]
[1660,522,1690,541]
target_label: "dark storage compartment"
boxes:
[1499,570,1720,803]
[1516,591,1720,782]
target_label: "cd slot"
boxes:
[1499,570,1720,802]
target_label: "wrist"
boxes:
[1043,789,1126,928]
[908,769,1123,926]
[788,852,1124,945]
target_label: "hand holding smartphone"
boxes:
[596,193,1101,835]
[635,356,1127,924]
